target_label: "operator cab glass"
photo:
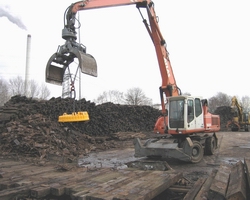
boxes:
[187,99,194,123]
[168,96,203,130]
[169,98,185,128]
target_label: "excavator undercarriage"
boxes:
[134,133,218,163]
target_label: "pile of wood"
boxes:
[0,95,161,135]
[183,159,250,199]
[0,158,183,200]
[0,95,161,160]
[214,106,234,130]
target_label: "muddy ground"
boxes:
[76,130,250,199]
[79,131,250,170]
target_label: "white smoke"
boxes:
[0,5,27,30]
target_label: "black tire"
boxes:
[190,141,204,163]
[231,124,239,131]
[204,136,217,155]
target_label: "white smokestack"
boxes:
[24,34,31,96]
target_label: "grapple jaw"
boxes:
[46,41,97,85]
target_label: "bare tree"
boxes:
[124,87,152,106]
[39,83,51,100]
[8,76,51,100]
[9,76,25,96]
[94,90,124,104]
[0,79,10,106]
[29,80,40,98]
[208,92,232,113]
[241,95,250,112]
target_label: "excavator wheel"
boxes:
[231,123,239,131]
[204,136,217,155]
[231,127,239,131]
[183,139,204,163]
[190,141,204,163]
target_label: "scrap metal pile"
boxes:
[0,95,161,160]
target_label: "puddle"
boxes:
[239,145,250,149]
[77,149,139,169]
[221,157,243,165]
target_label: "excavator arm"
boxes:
[231,96,243,122]
[46,0,180,114]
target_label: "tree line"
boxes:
[93,87,153,106]
[208,92,250,113]
[95,90,250,113]
[1,76,250,113]
[0,76,50,106]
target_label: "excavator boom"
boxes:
[46,0,180,101]
[71,0,145,11]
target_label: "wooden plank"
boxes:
[13,180,34,188]
[208,163,232,200]
[43,168,90,196]
[70,171,144,199]
[0,162,57,190]
[64,168,112,196]
[69,169,149,197]
[0,159,30,169]
[71,170,145,198]
[183,177,206,200]
[0,158,183,200]
[244,158,250,192]
[226,160,246,200]
[0,164,46,182]
[138,173,182,200]
[194,169,218,200]
[110,171,182,200]
[0,185,35,200]
[0,180,20,190]
[0,162,87,198]
[30,185,51,198]
[93,177,145,199]
[168,185,191,193]
[88,170,158,199]
[50,183,66,196]
[69,170,182,200]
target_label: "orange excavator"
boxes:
[46,0,220,163]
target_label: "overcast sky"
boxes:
[0,0,249,104]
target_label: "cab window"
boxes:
[195,98,202,117]
[187,99,194,122]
